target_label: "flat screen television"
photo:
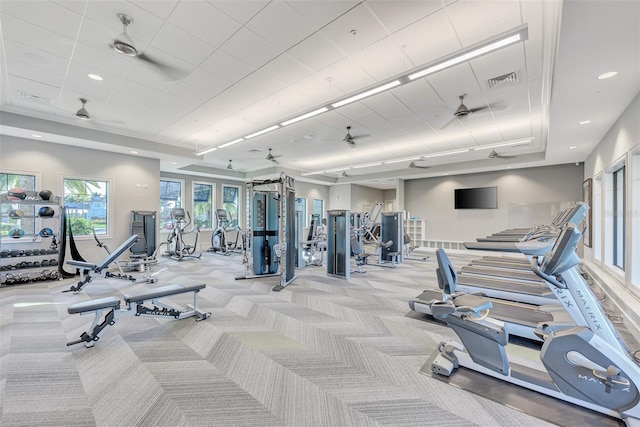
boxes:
[454,186,498,209]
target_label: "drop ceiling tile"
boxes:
[366,0,444,34]
[360,92,413,120]
[130,0,180,20]
[219,27,280,69]
[181,67,231,97]
[319,4,388,56]
[0,0,82,39]
[259,54,314,87]
[349,37,413,81]
[425,63,478,97]
[63,76,116,102]
[1,14,75,59]
[446,0,522,45]
[246,2,316,51]
[3,40,69,75]
[168,1,241,47]
[66,61,122,90]
[391,9,460,67]
[286,32,346,72]
[149,23,216,65]
[125,60,182,91]
[390,80,440,112]
[208,0,269,25]
[52,0,88,15]
[286,0,359,29]
[199,49,253,82]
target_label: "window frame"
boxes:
[192,181,214,230]
[62,176,111,239]
[160,178,184,232]
[295,197,307,228]
[630,145,640,290]
[602,155,627,281]
[312,198,324,224]
[222,184,242,228]
[593,173,603,263]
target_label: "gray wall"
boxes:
[350,184,384,213]
[1,136,160,261]
[328,184,351,211]
[404,164,584,242]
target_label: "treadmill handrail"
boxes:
[463,240,554,255]
[530,255,566,289]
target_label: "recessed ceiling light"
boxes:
[32,134,42,138]
[88,74,103,81]
[130,150,139,154]
[569,146,578,150]
[597,71,618,80]
[170,162,177,165]
[578,120,591,125]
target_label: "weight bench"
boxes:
[66,283,210,347]
[65,235,141,293]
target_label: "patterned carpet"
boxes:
[1,249,568,426]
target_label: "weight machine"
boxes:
[236,173,296,292]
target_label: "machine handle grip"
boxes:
[530,256,567,289]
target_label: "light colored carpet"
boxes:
[0,250,561,426]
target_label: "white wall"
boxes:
[1,136,160,261]
[350,184,384,212]
[404,164,584,242]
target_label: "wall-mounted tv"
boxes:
[454,186,498,209]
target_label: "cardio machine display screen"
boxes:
[454,186,498,209]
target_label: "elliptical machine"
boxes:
[428,223,640,425]
[210,208,243,255]
[165,208,201,261]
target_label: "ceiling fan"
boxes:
[266,148,281,163]
[111,13,185,80]
[440,94,497,128]
[409,161,431,169]
[227,160,233,170]
[488,150,518,159]
[343,126,368,147]
[73,98,124,126]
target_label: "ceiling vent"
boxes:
[487,71,519,90]
[16,90,50,104]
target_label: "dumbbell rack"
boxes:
[1,191,63,286]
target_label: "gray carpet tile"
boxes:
[0,250,570,426]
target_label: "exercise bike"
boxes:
[210,208,243,255]
[428,223,640,425]
[164,208,201,261]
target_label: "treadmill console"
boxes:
[564,202,589,226]
[541,223,581,276]
[216,209,228,220]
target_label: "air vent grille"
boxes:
[487,71,519,89]
[16,90,50,104]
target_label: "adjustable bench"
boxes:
[65,235,142,293]
[66,283,210,347]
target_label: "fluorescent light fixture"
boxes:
[352,162,382,169]
[281,107,329,126]
[324,167,351,173]
[422,149,469,159]
[245,125,280,139]
[130,150,139,154]
[472,138,532,150]
[88,74,103,81]
[385,157,421,164]
[196,146,220,155]
[331,80,401,108]
[218,138,245,149]
[597,71,618,80]
[578,120,591,125]
[408,28,527,81]
[31,134,42,138]
[301,170,325,176]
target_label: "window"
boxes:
[64,178,109,236]
[593,174,602,262]
[312,199,324,224]
[160,179,183,230]
[222,185,240,228]
[1,172,37,240]
[193,182,213,229]
[632,150,640,288]
[295,197,307,227]
[612,165,625,270]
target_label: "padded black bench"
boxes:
[65,235,140,293]
[66,283,210,348]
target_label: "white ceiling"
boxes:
[0,0,638,189]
